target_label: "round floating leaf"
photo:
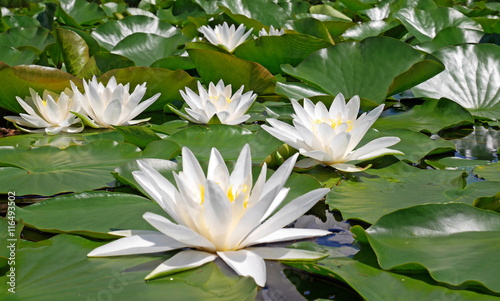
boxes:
[0,26,54,54]
[360,128,455,163]
[92,15,180,51]
[326,161,466,224]
[218,0,290,27]
[56,0,107,27]
[0,65,81,113]
[0,218,22,270]
[374,98,474,133]
[115,126,162,149]
[342,20,399,41]
[412,44,500,120]
[112,33,189,67]
[2,15,40,29]
[396,7,482,42]
[188,48,276,95]
[282,37,444,106]
[474,161,500,181]
[98,67,197,112]
[417,27,484,53]
[150,56,195,70]
[55,27,89,76]
[14,192,167,239]
[233,34,331,74]
[78,52,135,78]
[0,235,257,300]
[358,203,500,293]
[0,140,141,196]
[286,244,496,300]
[0,46,37,66]
[274,81,329,100]
[165,124,283,164]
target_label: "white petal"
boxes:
[294,158,322,169]
[145,250,217,280]
[87,233,187,257]
[102,98,122,126]
[143,212,215,251]
[344,137,401,161]
[329,163,370,172]
[204,180,232,249]
[247,228,331,245]
[246,247,327,261]
[218,249,266,287]
[240,188,329,247]
[181,147,206,186]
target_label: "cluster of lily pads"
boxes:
[0,0,499,300]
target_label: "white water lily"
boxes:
[172,80,257,125]
[70,76,160,128]
[258,25,285,36]
[198,22,253,52]
[4,88,83,135]
[262,94,403,172]
[88,144,330,286]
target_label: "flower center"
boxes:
[313,117,353,132]
[199,183,249,204]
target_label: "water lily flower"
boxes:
[88,144,330,286]
[198,22,253,52]
[4,88,83,135]
[170,80,257,125]
[70,76,160,128]
[262,94,403,172]
[258,25,285,36]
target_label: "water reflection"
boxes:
[449,126,499,162]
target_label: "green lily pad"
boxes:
[0,217,23,271]
[0,140,141,196]
[115,126,162,149]
[218,0,290,28]
[342,20,399,41]
[0,26,54,54]
[78,52,135,78]
[282,37,444,106]
[165,124,283,164]
[274,81,329,100]
[354,203,500,293]
[233,34,331,74]
[326,161,467,224]
[474,162,500,181]
[112,33,189,67]
[413,44,500,120]
[150,120,190,135]
[0,65,81,113]
[417,27,484,53]
[187,48,276,95]
[0,235,257,300]
[286,243,497,300]
[92,15,181,51]
[14,192,168,239]
[373,98,474,133]
[150,56,195,70]
[55,27,89,76]
[396,7,482,42]
[56,0,106,27]
[360,128,456,163]
[1,15,40,29]
[98,67,197,112]
[0,130,123,149]
[0,46,37,66]
[287,18,334,43]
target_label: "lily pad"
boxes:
[78,52,135,78]
[474,161,500,181]
[274,81,330,100]
[0,46,37,66]
[14,192,168,239]
[112,33,189,67]
[218,0,290,28]
[0,26,54,54]
[396,7,482,42]
[55,27,89,76]
[0,140,141,196]
[286,243,497,300]
[0,235,257,300]
[92,15,181,51]
[56,0,107,27]
[342,20,399,41]
[165,125,283,164]
[417,27,484,53]
[0,217,23,271]
[326,161,466,224]
[0,65,81,113]
[413,44,500,120]
[354,203,500,293]
[374,98,474,133]
[233,34,331,74]
[115,126,162,149]
[98,67,197,112]
[187,48,276,95]
[360,128,456,163]
[1,15,40,29]
[282,37,444,107]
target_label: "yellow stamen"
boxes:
[199,184,205,204]
[226,97,232,103]
[227,185,235,202]
[42,100,47,107]
[314,117,353,132]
